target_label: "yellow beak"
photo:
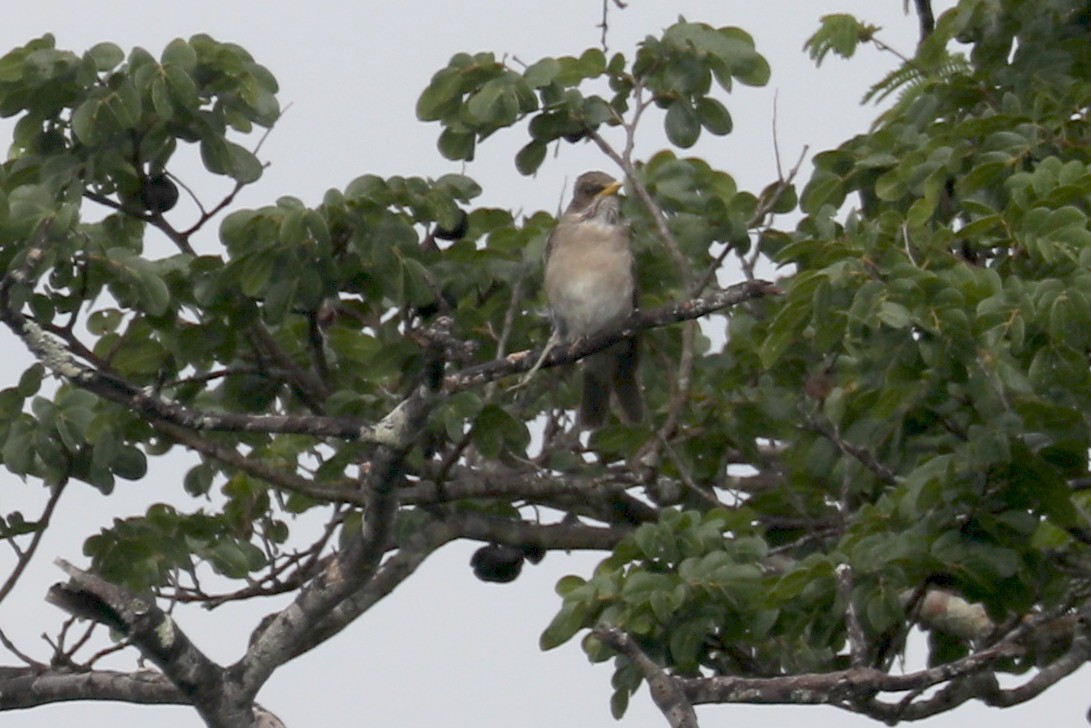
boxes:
[597,180,623,198]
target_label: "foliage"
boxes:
[541,0,1091,719]
[1,2,1090,726]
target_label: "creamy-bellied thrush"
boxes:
[543,171,643,428]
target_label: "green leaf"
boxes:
[437,128,475,161]
[665,100,700,148]
[805,14,874,64]
[555,574,587,596]
[71,96,106,146]
[416,68,462,121]
[669,619,709,669]
[799,171,844,215]
[86,42,123,71]
[524,58,560,88]
[515,140,547,176]
[610,689,630,720]
[877,300,913,329]
[223,141,263,183]
[540,602,587,650]
[17,365,43,397]
[759,299,810,367]
[165,64,197,107]
[207,539,262,578]
[875,169,907,201]
[718,28,770,86]
[161,38,197,69]
[3,419,35,475]
[465,78,506,124]
[695,97,732,135]
[56,406,94,451]
[473,405,529,458]
[111,338,166,376]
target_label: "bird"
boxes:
[543,171,643,428]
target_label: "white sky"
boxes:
[0,2,1086,727]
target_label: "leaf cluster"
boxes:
[538,0,1091,715]
[416,18,768,174]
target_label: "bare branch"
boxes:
[234,340,445,695]
[913,0,936,42]
[806,416,897,485]
[588,129,694,289]
[836,565,868,667]
[0,482,66,606]
[0,666,185,710]
[448,279,780,391]
[46,560,249,726]
[595,626,699,728]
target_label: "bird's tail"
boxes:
[579,340,643,428]
[579,367,610,429]
[612,337,643,425]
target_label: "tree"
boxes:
[0,1,1090,726]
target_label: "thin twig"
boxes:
[0,481,66,605]
[836,564,868,667]
[661,439,722,509]
[913,0,936,42]
[587,128,694,288]
[0,627,45,669]
[487,274,526,400]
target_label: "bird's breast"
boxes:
[545,222,634,339]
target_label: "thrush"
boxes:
[544,171,643,428]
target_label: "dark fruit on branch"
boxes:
[413,288,458,320]
[140,173,179,213]
[470,543,524,583]
[562,124,598,143]
[434,209,468,241]
[520,544,546,564]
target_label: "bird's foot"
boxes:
[508,332,560,391]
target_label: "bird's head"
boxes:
[568,171,623,223]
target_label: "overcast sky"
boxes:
[0,2,1086,727]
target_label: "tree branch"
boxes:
[0,666,186,710]
[595,626,699,728]
[447,279,779,391]
[913,0,936,42]
[46,560,250,727]
[588,129,694,289]
[1,229,776,453]
[0,482,66,606]
[233,341,445,695]
[283,517,458,659]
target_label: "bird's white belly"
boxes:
[549,259,633,338]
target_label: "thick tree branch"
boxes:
[678,602,1091,717]
[0,666,186,710]
[46,560,251,727]
[284,511,627,660]
[595,626,699,728]
[233,343,444,696]
[1,230,775,457]
[847,607,1090,722]
[284,517,458,659]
